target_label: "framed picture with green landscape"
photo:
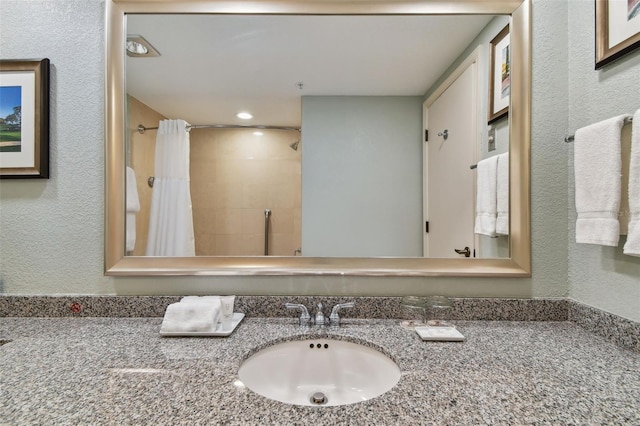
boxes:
[0,58,49,178]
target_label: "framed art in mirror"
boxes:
[488,25,510,124]
[105,0,531,277]
[0,59,49,179]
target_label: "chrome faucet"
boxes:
[285,301,355,326]
[285,303,311,325]
[329,302,355,326]
[315,303,326,326]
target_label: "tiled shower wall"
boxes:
[128,97,302,256]
[189,128,302,256]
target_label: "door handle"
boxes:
[437,129,449,140]
[454,247,471,257]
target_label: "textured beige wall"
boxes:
[190,128,301,256]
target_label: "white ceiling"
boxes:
[126,14,493,127]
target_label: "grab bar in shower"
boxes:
[264,209,271,256]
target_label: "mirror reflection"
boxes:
[125,14,510,259]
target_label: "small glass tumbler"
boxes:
[425,295,452,327]
[399,296,427,330]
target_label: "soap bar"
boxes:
[415,326,465,342]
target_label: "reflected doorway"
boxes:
[424,60,477,258]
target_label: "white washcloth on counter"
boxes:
[126,166,140,252]
[496,152,510,236]
[160,299,221,334]
[623,110,640,256]
[574,115,631,246]
[474,155,499,237]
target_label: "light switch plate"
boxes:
[488,126,496,152]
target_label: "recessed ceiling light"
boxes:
[253,131,264,136]
[126,35,160,57]
[236,112,253,120]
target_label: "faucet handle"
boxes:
[329,302,355,326]
[285,303,311,325]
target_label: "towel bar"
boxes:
[564,116,633,143]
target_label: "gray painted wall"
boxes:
[0,0,105,293]
[301,96,423,257]
[567,1,640,321]
[0,0,637,322]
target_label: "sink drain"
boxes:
[310,392,328,405]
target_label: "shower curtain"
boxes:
[145,119,195,256]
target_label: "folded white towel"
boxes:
[474,155,499,237]
[125,167,140,252]
[496,152,509,236]
[575,115,631,246]
[180,296,221,305]
[181,296,221,326]
[160,300,221,334]
[623,110,640,256]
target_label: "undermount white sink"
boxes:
[237,339,401,407]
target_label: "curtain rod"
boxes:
[137,123,301,134]
[564,116,633,143]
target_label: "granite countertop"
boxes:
[1,317,639,425]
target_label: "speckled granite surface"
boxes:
[0,295,568,321]
[1,296,638,352]
[1,317,638,425]
[570,300,640,352]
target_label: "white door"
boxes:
[424,63,477,258]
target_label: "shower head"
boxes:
[289,141,300,151]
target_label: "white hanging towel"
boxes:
[623,110,640,256]
[474,155,499,237]
[125,166,140,252]
[496,152,509,236]
[574,114,631,246]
